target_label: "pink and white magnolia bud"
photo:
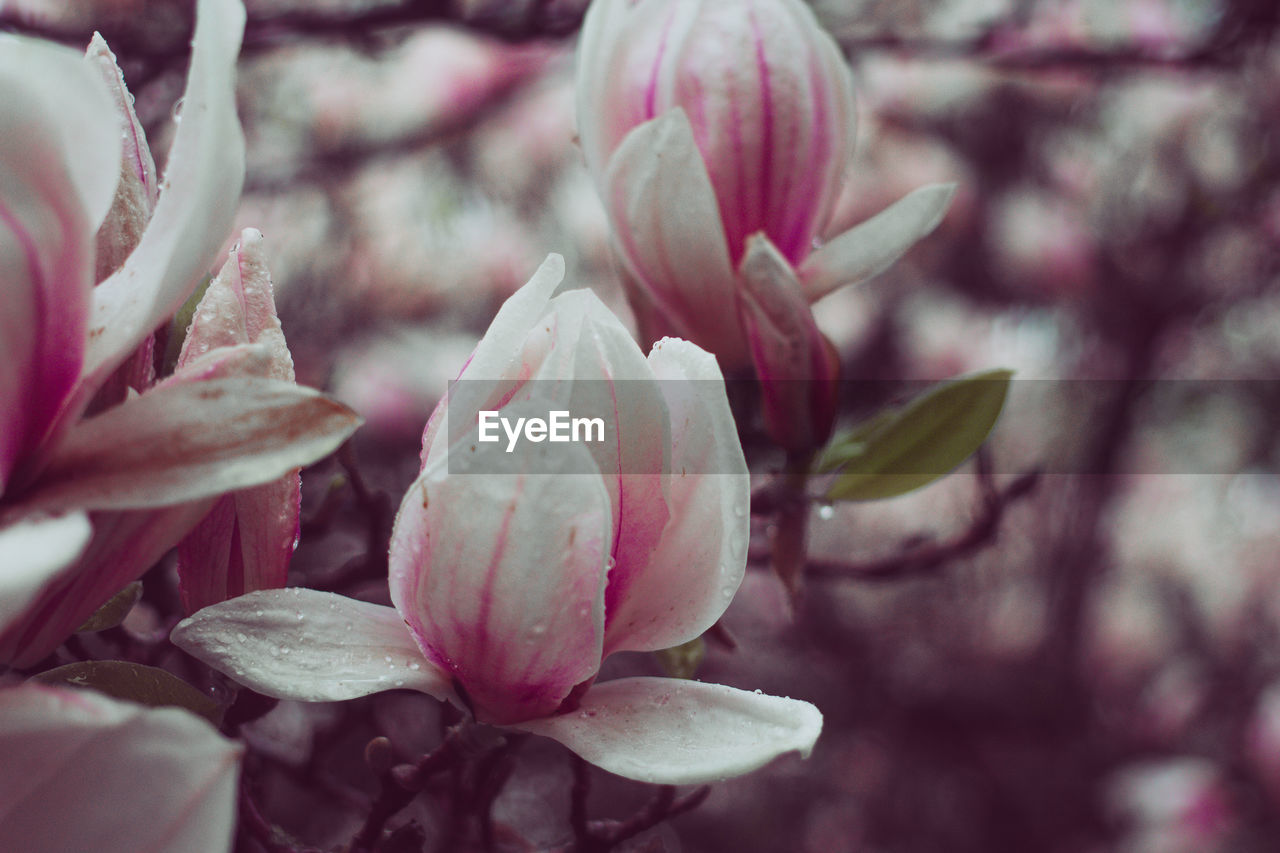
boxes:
[577,0,956,452]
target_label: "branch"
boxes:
[806,455,1040,582]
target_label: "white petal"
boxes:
[79,0,247,401]
[419,253,565,464]
[603,109,746,364]
[171,589,453,702]
[23,376,360,512]
[0,34,121,228]
[516,677,823,785]
[799,183,957,301]
[390,432,611,725]
[0,36,118,492]
[0,683,239,853]
[604,339,749,654]
[0,503,213,668]
[0,513,92,635]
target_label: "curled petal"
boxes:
[737,234,839,452]
[604,110,745,364]
[0,36,119,493]
[0,513,92,635]
[22,376,360,513]
[86,33,160,281]
[0,684,239,853]
[390,433,611,725]
[172,589,453,702]
[799,183,957,301]
[515,677,823,785]
[604,339,749,654]
[79,0,247,407]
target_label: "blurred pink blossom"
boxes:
[174,255,823,784]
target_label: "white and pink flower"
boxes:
[173,255,823,784]
[576,0,956,450]
[0,0,361,666]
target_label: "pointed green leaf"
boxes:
[76,581,143,633]
[30,661,224,726]
[820,369,1012,501]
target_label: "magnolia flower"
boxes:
[0,0,361,666]
[0,683,239,853]
[174,255,823,785]
[576,0,956,449]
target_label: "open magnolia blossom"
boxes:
[174,254,823,785]
[0,684,239,853]
[0,0,361,666]
[576,0,956,449]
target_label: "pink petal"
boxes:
[86,32,160,282]
[0,513,92,635]
[662,0,856,266]
[0,36,119,494]
[574,0,701,183]
[0,684,239,853]
[178,228,294,379]
[515,676,823,784]
[389,435,611,725]
[175,473,299,614]
[798,183,957,301]
[77,0,247,408]
[175,229,301,613]
[603,339,750,654]
[0,502,212,667]
[603,110,746,365]
[171,589,453,702]
[737,234,839,452]
[522,290,674,634]
[420,253,565,465]
[20,376,360,513]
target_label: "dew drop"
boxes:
[296,612,305,622]
[171,97,185,122]
[409,662,421,671]
[236,632,247,643]
[817,503,835,521]
[280,646,291,655]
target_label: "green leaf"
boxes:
[76,581,143,633]
[820,369,1013,501]
[30,661,224,726]
[653,636,706,680]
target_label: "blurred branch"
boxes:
[807,453,1041,582]
[570,756,711,853]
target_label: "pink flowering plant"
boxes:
[0,0,1063,848]
[173,255,822,785]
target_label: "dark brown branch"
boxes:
[806,457,1040,582]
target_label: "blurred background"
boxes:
[4,0,1279,850]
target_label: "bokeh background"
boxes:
[4,0,1279,850]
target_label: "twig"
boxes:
[807,458,1040,582]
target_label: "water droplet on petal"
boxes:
[817,503,835,521]
[236,632,247,643]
